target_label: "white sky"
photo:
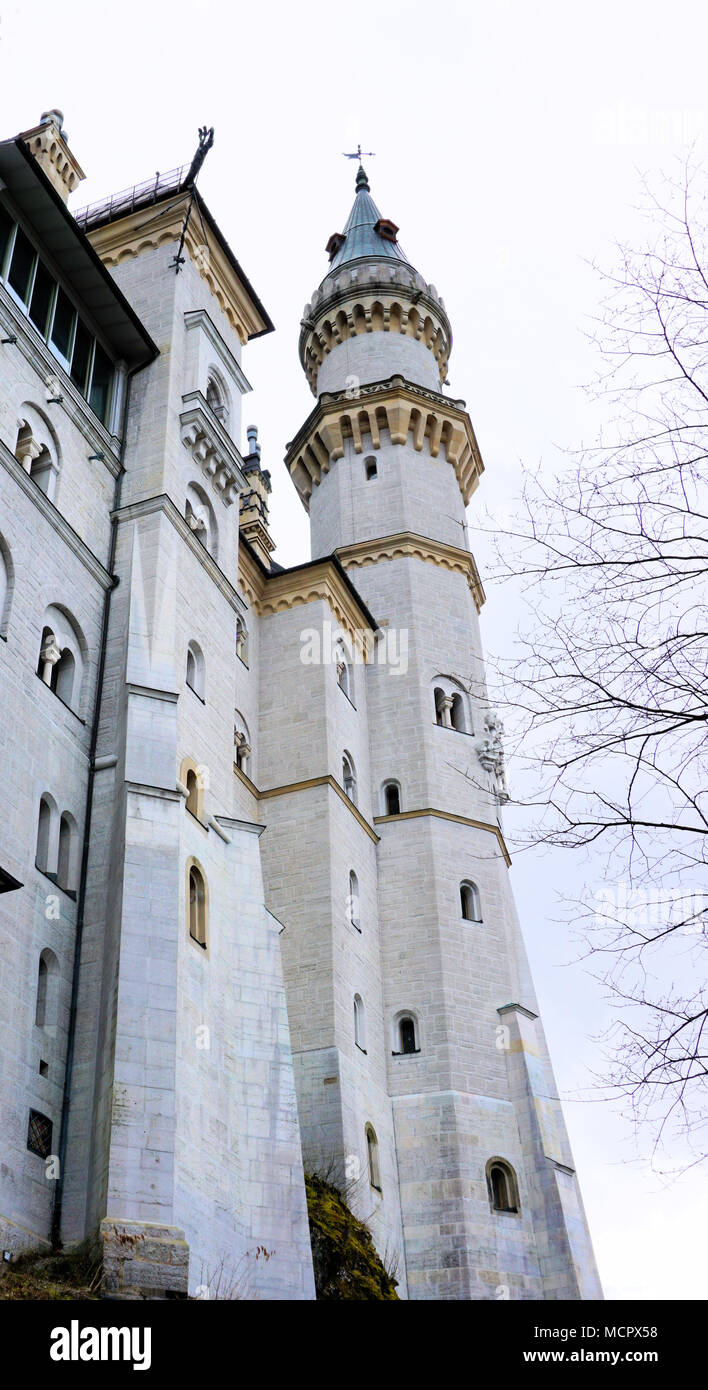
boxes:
[2,0,706,1299]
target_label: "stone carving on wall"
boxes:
[478,710,510,802]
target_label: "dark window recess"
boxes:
[0,206,13,272]
[27,1108,52,1159]
[0,211,116,426]
[8,227,35,303]
[50,287,76,360]
[89,343,112,420]
[29,262,54,337]
[39,1060,48,1078]
[70,321,92,393]
[400,1018,417,1054]
[365,458,377,480]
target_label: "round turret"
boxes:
[299,165,453,397]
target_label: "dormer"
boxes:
[326,232,346,262]
[374,217,399,244]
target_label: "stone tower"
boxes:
[281,163,602,1299]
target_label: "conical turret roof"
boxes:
[323,164,411,279]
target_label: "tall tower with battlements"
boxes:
[278,162,602,1300]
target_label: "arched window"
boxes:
[180,757,205,820]
[433,680,470,733]
[185,769,199,817]
[206,374,227,422]
[185,483,218,559]
[35,948,59,1029]
[460,880,482,923]
[186,640,205,700]
[37,606,86,715]
[234,711,252,775]
[383,780,401,816]
[366,1124,381,1192]
[57,813,76,892]
[188,862,207,948]
[354,994,366,1051]
[36,794,56,875]
[236,616,248,664]
[486,1159,520,1214]
[392,1011,420,1055]
[364,455,377,481]
[348,869,360,931]
[342,752,357,805]
[15,409,59,501]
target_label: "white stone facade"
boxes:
[0,125,601,1301]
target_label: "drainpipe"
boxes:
[50,363,145,1249]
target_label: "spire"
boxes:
[323,169,409,278]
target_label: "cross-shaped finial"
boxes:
[342,144,375,161]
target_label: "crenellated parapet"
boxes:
[285,373,484,509]
[299,260,452,395]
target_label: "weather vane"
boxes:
[342,144,375,161]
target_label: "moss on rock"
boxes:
[305,1173,399,1300]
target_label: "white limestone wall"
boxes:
[173,816,315,1300]
[310,431,468,559]
[256,597,408,1287]
[317,331,439,396]
[99,244,247,591]
[0,285,113,1252]
[0,281,119,563]
[59,232,315,1296]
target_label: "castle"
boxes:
[0,111,602,1300]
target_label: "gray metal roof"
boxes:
[323,165,411,280]
[0,138,157,367]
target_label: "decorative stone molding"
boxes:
[183,309,252,398]
[84,193,269,344]
[256,773,380,845]
[285,374,484,509]
[180,391,246,506]
[336,531,486,613]
[373,805,512,865]
[21,110,85,204]
[299,274,453,394]
[237,546,377,650]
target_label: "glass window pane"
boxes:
[89,343,113,422]
[0,207,13,276]
[50,287,76,360]
[29,262,54,337]
[8,227,36,303]
[70,321,92,393]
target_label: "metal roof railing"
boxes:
[73,164,189,231]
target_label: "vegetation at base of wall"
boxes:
[305,1172,399,1300]
[0,1242,102,1300]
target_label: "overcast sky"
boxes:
[2,0,707,1299]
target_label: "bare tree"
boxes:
[484,160,708,1164]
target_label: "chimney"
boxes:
[21,109,85,204]
[239,426,275,568]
